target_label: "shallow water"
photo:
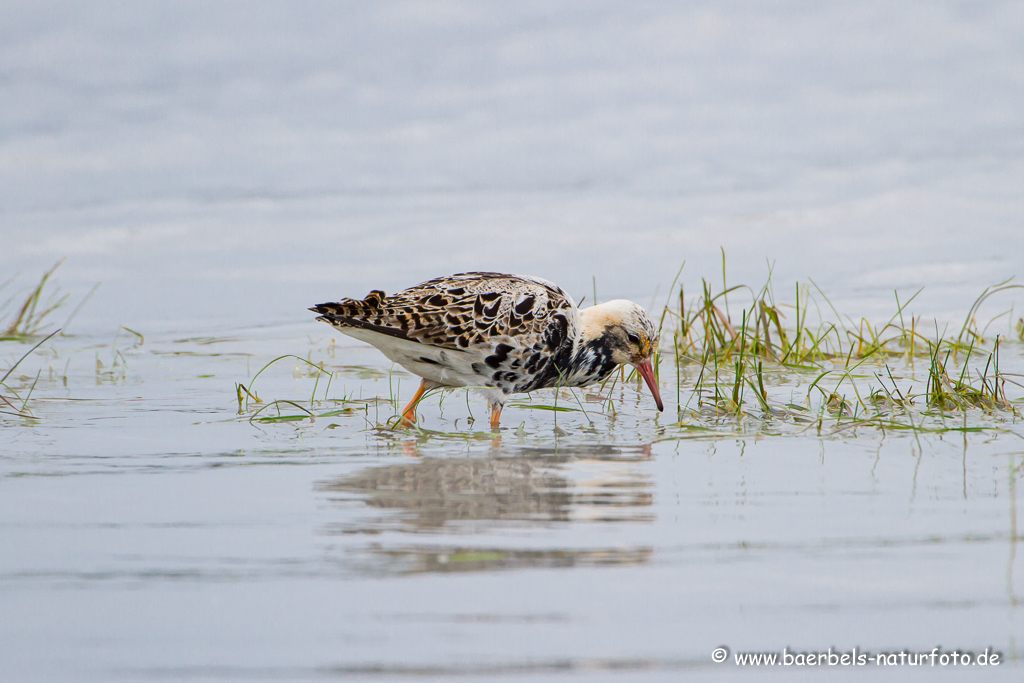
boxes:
[3,2,1024,681]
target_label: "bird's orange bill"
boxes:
[635,359,664,412]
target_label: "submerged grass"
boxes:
[0,330,60,420]
[237,353,399,426]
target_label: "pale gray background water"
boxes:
[3,0,1023,329]
[2,2,1023,681]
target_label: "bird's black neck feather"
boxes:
[558,335,618,387]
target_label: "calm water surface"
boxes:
[2,2,1024,681]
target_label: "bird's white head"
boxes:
[579,299,663,411]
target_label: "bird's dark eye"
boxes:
[626,332,640,345]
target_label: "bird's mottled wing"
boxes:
[311,272,577,352]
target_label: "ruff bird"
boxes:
[311,272,663,428]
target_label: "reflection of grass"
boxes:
[506,401,582,413]
[1,330,59,419]
[370,424,499,441]
[326,364,396,380]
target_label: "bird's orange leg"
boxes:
[489,402,503,430]
[400,380,429,427]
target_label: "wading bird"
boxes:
[311,272,663,428]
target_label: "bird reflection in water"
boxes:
[318,439,654,575]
